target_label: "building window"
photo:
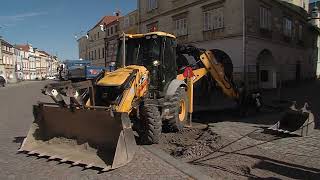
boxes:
[102,48,105,58]
[115,25,118,32]
[124,17,130,28]
[94,50,97,60]
[203,7,224,31]
[109,45,114,56]
[283,17,292,37]
[98,48,101,59]
[148,0,158,11]
[111,26,114,35]
[260,6,271,30]
[130,16,135,26]
[98,32,100,39]
[107,29,110,36]
[175,18,188,36]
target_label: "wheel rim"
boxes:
[179,99,186,122]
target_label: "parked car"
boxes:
[0,76,6,87]
[63,60,105,82]
[46,76,56,80]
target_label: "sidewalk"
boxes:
[2,80,48,89]
[0,80,199,180]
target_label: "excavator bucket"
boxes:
[19,103,137,171]
[268,102,315,136]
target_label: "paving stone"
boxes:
[0,82,191,180]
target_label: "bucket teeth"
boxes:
[28,151,37,155]
[102,166,111,172]
[85,163,94,168]
[72,160,81,166]
[60,158,68,163]
[18,149,24,153]
[38,153,46,157]
[49,155,58,160]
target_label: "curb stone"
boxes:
[143,145,213,180]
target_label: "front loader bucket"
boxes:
[268,103,315,136]
[19,104,137,171]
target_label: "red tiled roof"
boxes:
[15,44,30,52]
[91,15,120,30]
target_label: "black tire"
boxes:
[139,100,162,144]
[164,87,188,132]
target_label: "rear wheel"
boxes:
[139,100,162,144]
[164,87,188,132]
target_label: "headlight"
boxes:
[153,60,160,67]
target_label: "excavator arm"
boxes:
[176,45,239,98]
[176,45,250,122]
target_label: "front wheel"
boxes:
[164,87,189,132]
[139,100,162,144]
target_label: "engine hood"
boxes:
[97,65,147,86]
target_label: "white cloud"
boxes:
[0,12,47,27]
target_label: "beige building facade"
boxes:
[1,39,16,82]
[78,36,89,60]
[281,0,309,11]
[138,0,317,89]
[105,18,120,68]
[119,10,139,34]
[85,16,120,67]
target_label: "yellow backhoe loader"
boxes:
[19,32,313,171]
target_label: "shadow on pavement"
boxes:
[186,128,320,179]
[13,136,26,143]
[250,157,320,180]
[192,108,282,127]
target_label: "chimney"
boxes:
[115,9,121,17]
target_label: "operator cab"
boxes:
[116,32,178,96]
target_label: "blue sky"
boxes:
[0,0,137,60]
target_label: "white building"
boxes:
[14,47,24,80]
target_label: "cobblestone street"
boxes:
[0,81,191,180]
[2,80,320,180]
[183,80,320,179]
